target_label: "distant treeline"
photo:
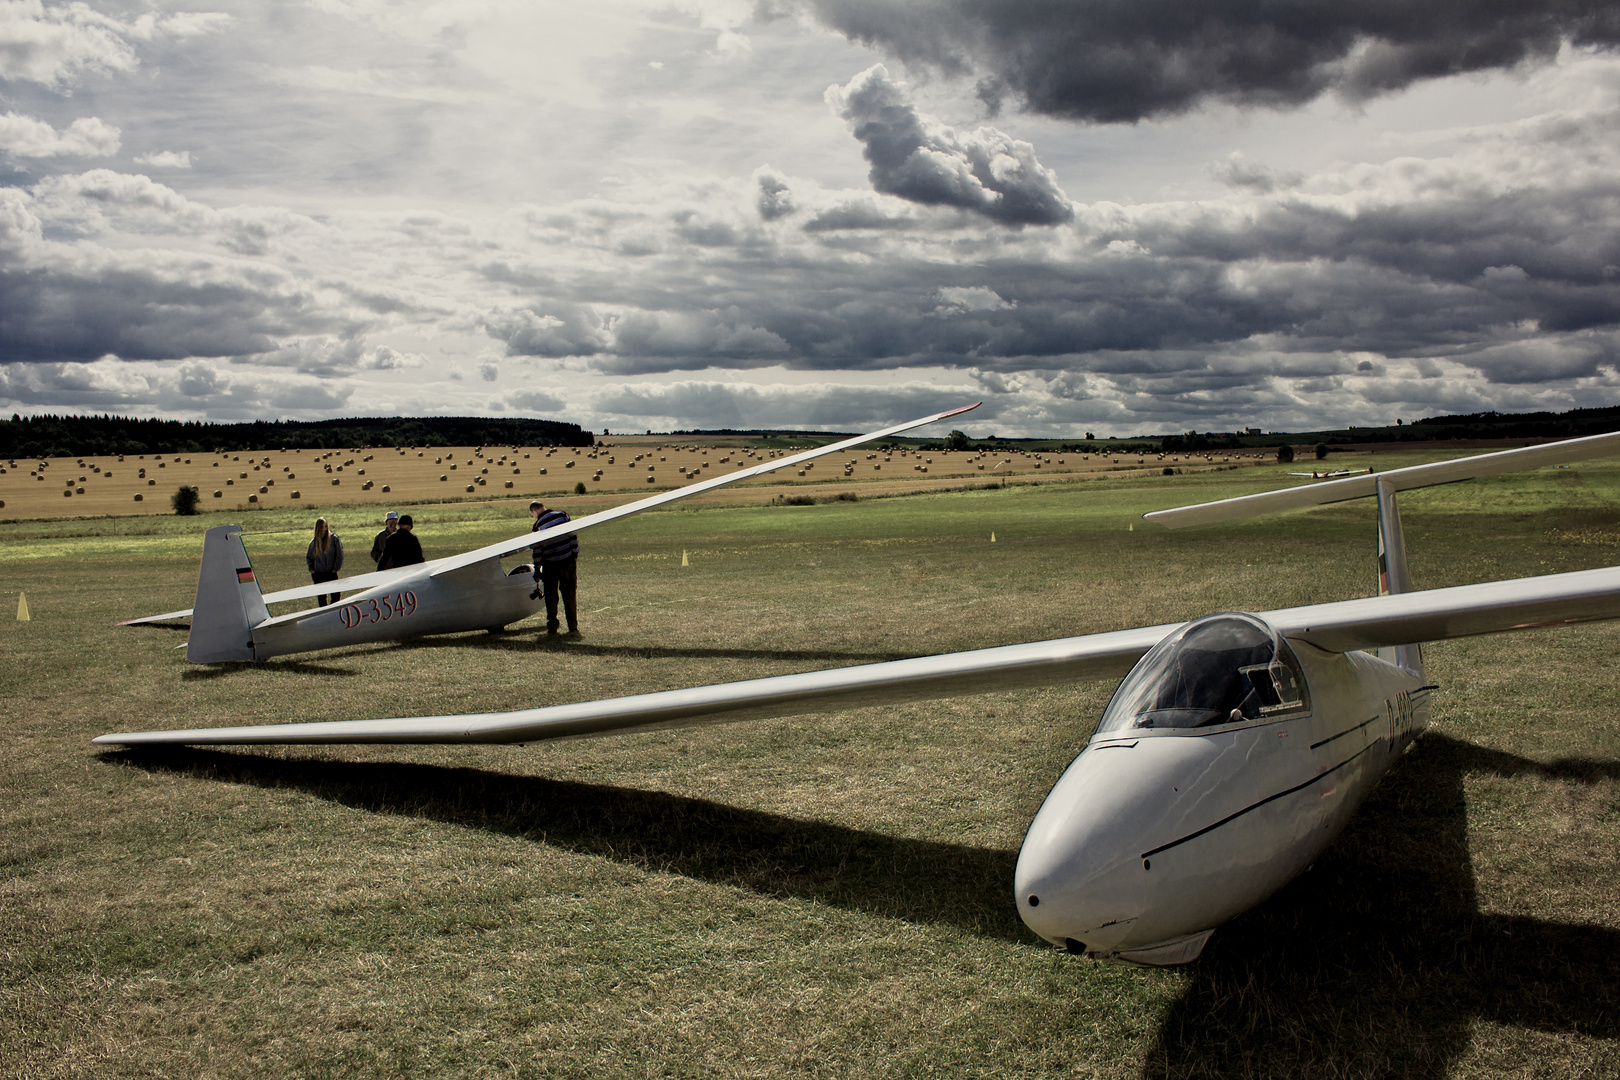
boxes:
[2,414,595,459]
[1406,406,1620,441]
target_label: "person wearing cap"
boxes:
[379,513,424,570]
[529,499,579,634]
[370,510,399,568]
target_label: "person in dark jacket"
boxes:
[529,499,579,634]
[306,517,344,605]
[379,513,425,569]
[370,510,398,567]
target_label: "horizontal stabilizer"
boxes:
[1147,429,1620,529]
[93,561,1620,746]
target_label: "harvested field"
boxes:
[3,450,1616,1079]
[0,441,1285,521]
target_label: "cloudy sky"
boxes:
[3,0,1619,436]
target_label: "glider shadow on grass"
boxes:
[1143,733,1620,1079]
[103,733,1620,1077]
[103,746,1025,942]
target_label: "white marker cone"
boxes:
[990,532,996,542]
[16,592,29,621]
[681,549,689,567]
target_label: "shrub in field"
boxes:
[1315,443,1330,460]
[171,485,200,515]
[574,481,587,494]
[1277,444,1295,464]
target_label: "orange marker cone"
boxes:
[16,592,29,621]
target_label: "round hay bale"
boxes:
[331,478,340,485]
[63,489,71,497]
[381,485,390,492]
[466,485,475,492]
[213,490,222,497]
[504,481,513,488]
[249,494,258,503]
[134,493,143,501]
[148,478,157,485]
[291,491,300,499]
[439,474,447,481]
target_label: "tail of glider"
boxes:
[185,525,269,664]
[1375,478,1423,674]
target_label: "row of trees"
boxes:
[2,414,594,459]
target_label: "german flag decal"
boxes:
[236,567,255,583]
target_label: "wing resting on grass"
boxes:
[93,564,1620,746]
[1147,428,1620,529]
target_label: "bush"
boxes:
[574,481,587,494]
[171,484,201,515]
[1276,444,1295,464]
[1314,443,1330,460]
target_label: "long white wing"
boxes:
[427,402,981,578]
[119,403,979,625]
[91,563,1620,746]
[93,624,1176,745]
[1147,428,1620,529]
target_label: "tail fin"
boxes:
[1375,478,1424,675]
[186,525,270,663]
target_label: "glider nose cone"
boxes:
[1015,746,1153,951]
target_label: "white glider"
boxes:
[121,403,979,662]
[97,428,1620,965]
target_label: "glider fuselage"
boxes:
[248,558,541,661]
[1015,615,1430,964]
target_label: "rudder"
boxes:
[187,525,270,663]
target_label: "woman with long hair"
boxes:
[306,516,345,606]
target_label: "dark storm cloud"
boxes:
[0,264,285,363]
[826,65,1074,225]
[800,0,1620,122]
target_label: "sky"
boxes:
[2,1,1619,437]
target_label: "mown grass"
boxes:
[2,456,1618,1078]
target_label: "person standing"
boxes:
[306,517,344,606]
[380,513,425,569]
[529,499,579,635]
[370,510,399,567]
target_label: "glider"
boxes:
[120,403,978,663]
[97,429,1620,965]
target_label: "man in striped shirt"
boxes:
[529,499,580,635]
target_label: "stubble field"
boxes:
[2,451,1618,1079]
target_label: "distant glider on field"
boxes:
[99,429,1620,966]
[120,403,979,663]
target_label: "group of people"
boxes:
[302,501,579,636]
[304,510,425,606]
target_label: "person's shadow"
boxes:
[1142,732,1620,1078]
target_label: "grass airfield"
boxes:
[2,452,1619,1078]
